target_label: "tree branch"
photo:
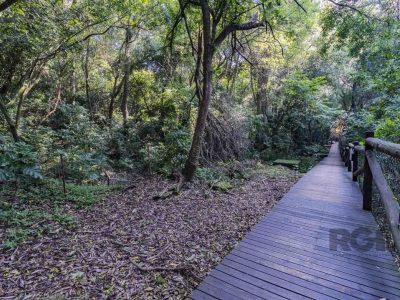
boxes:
[0,0,18,12]
[214,21,265,48]
[325,0,374,20]
[293,0,307,13]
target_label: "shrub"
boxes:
[0,135,43,182]
[140,128,191,175]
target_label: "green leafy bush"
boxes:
[48,104,109,182]
[140,128,191,175]
[376,117,400,143]
[0,135,43,182]
[14,179,118,208]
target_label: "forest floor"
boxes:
[0,162,300,299]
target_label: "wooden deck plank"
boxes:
[233,246,400,296]
[191,143,400,299]
[246,230,396,265]
[192,283,240,300]
[209,270,284,299]
[196,275,266,300]
[219,258,354,299]
[225,253,378,299]
[240,239,400,284]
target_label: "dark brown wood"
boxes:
[347,144,352,172]
[353,166,364,179]
[344,146,349,167]
[191,143,400,300]
[363,131,374,210]
[183,1,213,181]
[352,141,359,181]
[60,154,66,195]
[366,137,400,159]
[366,150,400,250]
[182,2,269,181]
[355,145,365,154]
[0,0,18,12]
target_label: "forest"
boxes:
[1,0,399,298]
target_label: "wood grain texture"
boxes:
[191,143,400,300]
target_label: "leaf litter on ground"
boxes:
[0,162,300,299]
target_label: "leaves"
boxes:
[0,136,43,182]
[0,170,298,298]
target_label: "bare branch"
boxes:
[166,1,186,52]
[293,0,307,13]
[265,20,284,57]
[325,0,375,20]
[215,21,265,48]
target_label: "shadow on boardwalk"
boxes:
[191,143,400,300]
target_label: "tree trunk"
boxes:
[83,40,92,117]
[181,1,266,180]
[183,2,213,181]
[108,74,121,122]
[121,28,132,126]
[0,100,19,141]
[255,67,268,115]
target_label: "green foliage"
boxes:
[376,117,400,143]
[52,209,77,229]
[250,162,300,180]
[0,135,43,182]
[195,167,227,185]
[0,179,118,248]
[212,180,234,192]
[321,3,400,141]
[140,128,191,175]
[0,0,399,257]
[0,209,47,249]
[249,71,337,159]
[15,179,118,208]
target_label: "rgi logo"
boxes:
[329,227,386,252]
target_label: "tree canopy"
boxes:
[0,0,398,182]
[1,0,400,297]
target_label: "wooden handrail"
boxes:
[354,145,365,154]
[366,137,400,159]
[340,132,400,251]
[366,150,400,250]
[353,166,364,177]
[363,131,374,211]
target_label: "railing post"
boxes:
[352,141,359,181]
[344,146,349,166]
[363,131,374,211]
[347,143,352,172]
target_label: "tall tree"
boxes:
[177,0,301,180]
[120,27,133,126]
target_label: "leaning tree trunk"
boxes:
[0,101,19,141]
[183,3,213,181]
[181,0,266,181]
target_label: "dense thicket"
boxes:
[0,0,398,188]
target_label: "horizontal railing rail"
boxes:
[339,132,400,251]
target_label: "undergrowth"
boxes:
[0,180,121,249]
[195,160,301,192]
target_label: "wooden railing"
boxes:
[339,131,400,251]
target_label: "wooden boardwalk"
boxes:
[191,143,400,300]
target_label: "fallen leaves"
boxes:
[0,170,299,299]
